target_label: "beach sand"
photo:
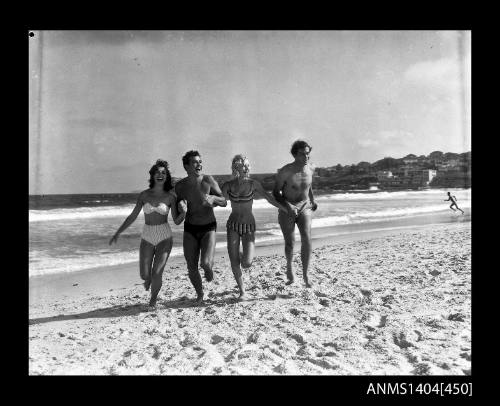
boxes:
[29,222,471,375]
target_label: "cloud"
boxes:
[45,31,169,47]
[358,139,379,148]
[404,57,462,91]
[358,130,414,149]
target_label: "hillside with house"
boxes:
[312,151,471,191]
[171,151,470,194]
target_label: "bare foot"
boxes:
[237,292,247,301]
[143,279,151,291]
[304,277,313,288]
[204,269,214,282]
[195,293,204,304]
[286,270,295,285]
[147,298,157,311]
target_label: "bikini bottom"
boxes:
[226,220,256,235]
[141,223,172,246]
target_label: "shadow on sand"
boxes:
[28,293,279,326]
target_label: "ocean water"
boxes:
[29,188,471,278]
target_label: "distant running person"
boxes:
[221,154,287,301]
[273,140,318,288]
[109,159,186,309]
[444,191,464,214]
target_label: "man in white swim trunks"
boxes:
[273,140,318,288]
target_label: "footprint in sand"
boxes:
[211,335,224,345]
[288,333,305,345]
[392,332,415,349]
[360,289,372,297]
[448,313,466,322]
[319,299,330,307]
[412,362,431,375]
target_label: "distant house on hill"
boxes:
[403,154,418,165]
[377,170,393,180]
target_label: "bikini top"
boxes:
[143,202,168,215]
[227,182,255,203]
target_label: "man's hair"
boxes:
[290,140,312,156]
[182,150,200,167]
[148,159,173,191]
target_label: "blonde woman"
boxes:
[221,155,287,300]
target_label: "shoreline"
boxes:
[29,213,470,310]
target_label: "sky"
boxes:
[29,30,471,194]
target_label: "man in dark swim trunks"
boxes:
[444,191,464,214]
[175,150,227,303]
[273,140,318,288]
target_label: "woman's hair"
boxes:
[290,139,312,156]
[231,154,251,178]
[148,159,173,191]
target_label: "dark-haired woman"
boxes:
[110,160,185,308]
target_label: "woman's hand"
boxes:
[202,194,216,207]
[109,234,119,245]
[178,200,187,213]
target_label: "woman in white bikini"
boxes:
[109,159,186,308]
[221,155,286,300]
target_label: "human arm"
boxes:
[203,175,227,207]
[109,192,143,245]
[221,181,230,200]
[272,169,297,217]
[254,179,287,212]
[169,191,186,225]
[309,185,318,211]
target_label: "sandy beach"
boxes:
[29,222,471,375]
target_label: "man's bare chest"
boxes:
[179,180,211,200]
[286,171,312,189]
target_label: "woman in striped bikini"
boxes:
[109,159,186,308]
[221,155,286,300]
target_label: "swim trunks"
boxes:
[184,221,217,244]
[279,200,313,224]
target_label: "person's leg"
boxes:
[200,230,217,282]
[241,231,255,269]
[450,204,456,211]
[296,209,313,288]
[183,232,203,302]
[139,239,155,291]
[278,210,296,284]
[149,236,173,307]
[227,228,245,299]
